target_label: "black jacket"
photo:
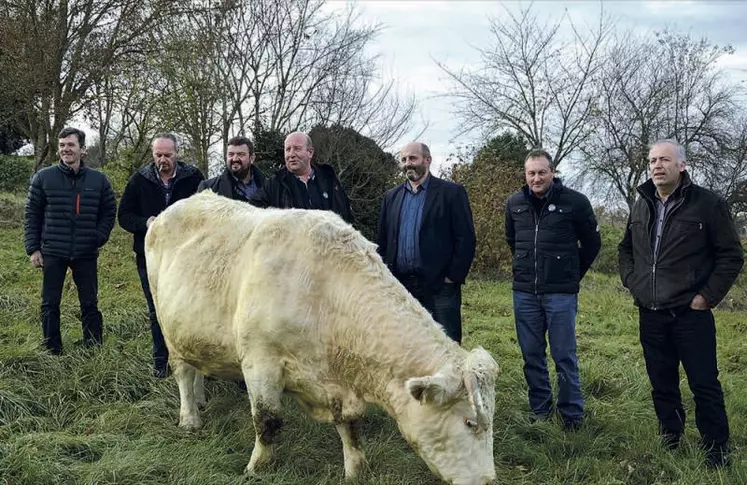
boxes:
[24,162,116,259]
[618,171,744,310]
[377,175,476,295]
[505,178,601,294]
[197,165,265,202]
[118,161,204,255]
[249,164,354,224]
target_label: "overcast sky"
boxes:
[328,0,747,173]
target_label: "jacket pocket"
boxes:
[511,206,534,227]
[512,251,532,283]
[543,253,579,285]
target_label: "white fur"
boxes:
[144,191,499,484]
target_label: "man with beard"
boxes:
[377,142,476,344]
[505,149,601,431]
[198,136,265,201]
[24,126,117,355]
[118,133,204,378]
[249,131,353,223]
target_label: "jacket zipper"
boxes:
[533,201,548,295]
[646,192,686,310]
[71,177,78,257]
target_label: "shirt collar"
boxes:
[405,174,430,193]
[294,168,315,182]
[155,163,177,183]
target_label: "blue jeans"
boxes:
[513,291,583,422]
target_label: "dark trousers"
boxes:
[396,273,462,344]
[41,255,103,353]
[136,254,169,369]
[639,306,729,447]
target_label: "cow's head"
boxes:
[400,347,499,485]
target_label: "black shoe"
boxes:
[562,418,583,431]
[661,432,681,451]
[46,346,64,356]
[705,444,731,469]
[529,412,551,424]
[153,366,170,379]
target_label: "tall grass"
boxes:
[0,225,744,484]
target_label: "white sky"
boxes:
[329,0,747,174]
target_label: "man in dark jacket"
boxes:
[618,139,743,468]
[505,149,601,430]
[118,133,204,377]
[377,142,476,344]
[249,131,353,224]
[24,126,117,354]
[198,136,265,201]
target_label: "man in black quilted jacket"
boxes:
[24,127,117,355]
[118,133,204,377]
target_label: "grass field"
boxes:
[0,218,745,484]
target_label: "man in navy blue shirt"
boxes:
[377,142,476,343]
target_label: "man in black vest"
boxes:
[377,142,476,344]
[505,149,601,431]
[24,126,117,354]
[198,136,265,201]
[118,133,204,377]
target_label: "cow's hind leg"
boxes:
[335,419,367,479]
[242,359,284,475]
[174,360,202,430]
[193,372,206,409]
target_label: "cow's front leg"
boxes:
[174,360,202,430]
[242,358,284,475]
[335,419,367,479]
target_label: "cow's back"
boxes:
[144,192,349,381]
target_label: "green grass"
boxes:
[0,220,745,484]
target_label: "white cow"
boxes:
[144,191,499,485]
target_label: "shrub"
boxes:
[591,222,625,275]
[0,155,33,193]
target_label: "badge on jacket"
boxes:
[322,192,329,199]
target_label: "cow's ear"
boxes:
[405,372,461,405]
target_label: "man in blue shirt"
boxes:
[199,136,265,201]
[378,142,476,343]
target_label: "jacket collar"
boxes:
[57,160,86,177]
[637,170,693,201]
[139,161,198,185]
[276,163,331,184]
[522,177,563,200]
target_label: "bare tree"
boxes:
[0,0,175,170]
[698,110,747,217]
[438,4,611,168]
[576,30,737,211]
[84,0,416,177]
[215,0,415,148]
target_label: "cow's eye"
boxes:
[464,418,478,429]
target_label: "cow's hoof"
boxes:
[179,416,203,431]
[246,447,274,474]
